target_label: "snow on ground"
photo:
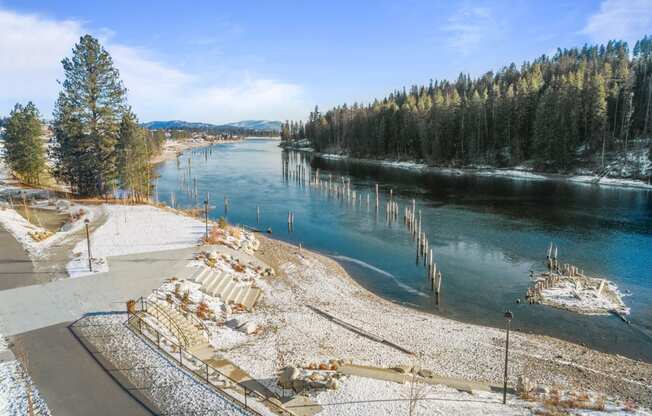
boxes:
[569,175,652,190]
[538,277,629,316]
[0,331,51,416]
[0,200,99,258]
[216,238,652,412]
[0,361,52,416]
[67,204,205,277]
[312,376,651,416]
[312,376,532,416]
[476,169,547,180]
[146,244,266,352]
[74,314,256,416]
[314,152,652,189]
[147,278,252,350]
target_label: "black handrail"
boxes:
[128,298,293,416]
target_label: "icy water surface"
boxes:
[156,138,652,361]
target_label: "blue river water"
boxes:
[155,138,652,361]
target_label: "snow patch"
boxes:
[66,204,204,278]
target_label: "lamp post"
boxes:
[503,309,513,404]
[204,199,209,242]
[84,218,92,272]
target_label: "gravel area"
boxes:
[219,236,652,411]
[73,314,258,416]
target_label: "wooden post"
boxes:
[375,184,379,208]
[256,205,260,224]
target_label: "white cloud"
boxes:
[442,6,498,51]
[0,8,308,122]
[582,0,652,45]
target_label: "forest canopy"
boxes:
[283,36,652,171]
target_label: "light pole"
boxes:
[204,199,209,242]
[84,218,92,272]
[503,309,513,404]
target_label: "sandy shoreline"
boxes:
[1,145,651,412]
[150,137,244,165]
[243,235,652,407]
[0,197,650,412]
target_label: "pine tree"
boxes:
[51,34,127,196]
[3,102,46,185]
[116,109,151,201]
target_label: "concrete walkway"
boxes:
[13,322,154,416]
[0,225,40,290]
[0,246,199,337]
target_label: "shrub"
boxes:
[196,302,210,320]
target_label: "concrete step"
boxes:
[241,288,262,310]
[191,266,207,281]
[189,342,214,361]
[232,286,248,305]
[227,285,245,304]
[201,272,219,292]
[195,267,213,284]
[222,281,241,301]
[205,272,225,294]
[210,272,230,296]
[216,278,235,298]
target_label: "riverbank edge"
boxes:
[150,137,246,166]
[251,234,652,408]
[281,144,652,190]
[1,181,651,408]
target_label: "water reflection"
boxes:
[155,139,652,361]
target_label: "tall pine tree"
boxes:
[51,35,127,196]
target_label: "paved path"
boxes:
[337,363,497,393]
[14,322,154,416]
[0,246,199,336]
[0,225,40,290]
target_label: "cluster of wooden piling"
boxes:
[169,151,446,305]
[527,243,589,303]
[403,199,443,303]
[526,272,561,303]
[282,152,310,187]
[296,161,445,304]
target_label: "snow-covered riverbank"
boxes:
[313,153,652,190]
[210,236,652,412]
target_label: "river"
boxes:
[155,138,652,362]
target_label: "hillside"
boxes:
[284,36,652,180]
[143,119,281,132]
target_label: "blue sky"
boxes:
[1,0,651,123]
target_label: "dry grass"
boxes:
[196,302,210,320]
[204,224,225,244]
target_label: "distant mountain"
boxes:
[224,120,282,131]
[142,119,281,132]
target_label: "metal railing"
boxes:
[150,289,211,340]
[141,299,191,348]
[128,298,294,416]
